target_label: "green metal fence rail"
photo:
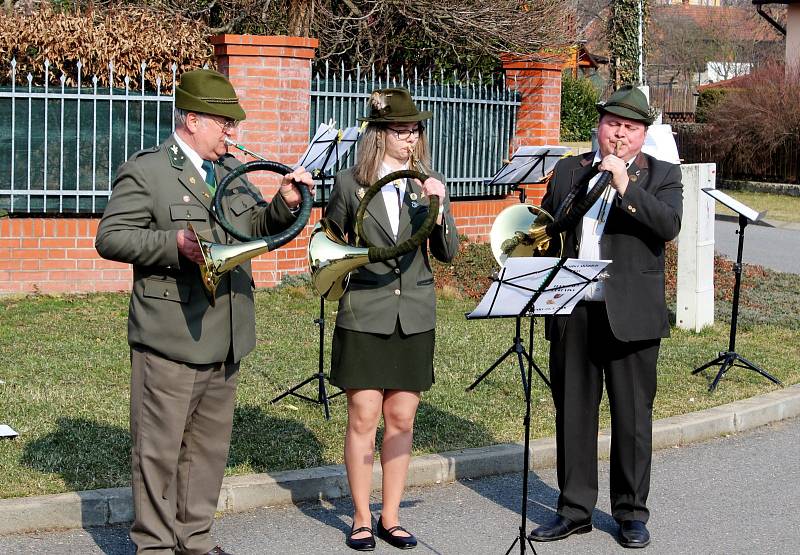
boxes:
[0,59,176,214]
[310,62,521,199]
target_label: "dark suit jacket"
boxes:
[95,136,296,364]
[325,167,459,335]
[542,151,683,342]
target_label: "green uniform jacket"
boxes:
[325,167,460,335]
[95,136,296,364]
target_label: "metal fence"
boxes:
[0,59,177,214]
[310,62,521,198]
[1,58,522,214]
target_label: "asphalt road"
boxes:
[714,218,800,275]
[1,418,797,555]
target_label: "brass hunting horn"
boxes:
[308,169,440,301]
[490,144,619,265]
[191,144,313,305]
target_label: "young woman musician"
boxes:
[324,87,459,551]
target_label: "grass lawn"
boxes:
[716,190,800,223]
[1,238,798,500]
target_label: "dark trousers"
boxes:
[549,302,660,524]
[129,347,239,555]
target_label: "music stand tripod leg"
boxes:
[734,354,783,385]
[467,317,531,394]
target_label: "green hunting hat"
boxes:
[597,84,654,125]
[358,87,432,123]
[175,69,246,121]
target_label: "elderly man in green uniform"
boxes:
[96,69,314,555]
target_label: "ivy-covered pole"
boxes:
[608,0,649,87]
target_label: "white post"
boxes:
[676,163,716,332]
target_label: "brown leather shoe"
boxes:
[205,547,232,555]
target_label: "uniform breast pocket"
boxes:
[229,195,258,216]
[169,204,207,222]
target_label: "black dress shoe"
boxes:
[528,514,592,542]
[346,526,376,551]
[377,517,417,549]
[618,520,651,548]
[205,547,232,555]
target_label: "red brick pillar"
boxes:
[211,35,318,186]
[502,56,564,203]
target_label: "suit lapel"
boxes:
[362,186,395,244]
[166,138,214,211]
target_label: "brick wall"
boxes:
[0,198,518,295]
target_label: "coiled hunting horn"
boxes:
[190,140,313,305]
[490,142,620,265]
[308,169,440,301]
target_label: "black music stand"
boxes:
[270,123,359,419]
[691,188,782,392]
[486,146,572,203]
[468,146,572,393]
[467,256,608,555]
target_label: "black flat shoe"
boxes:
[346,526,376,551]
[618,520,651,548]
[377,517,417,549]
[528,514,592,542]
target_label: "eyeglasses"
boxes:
[204,115,239,133]
[386,126,422,140]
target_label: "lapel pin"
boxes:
[411,201,419,208]
[170,145,179,155]
[356,187,365,200]
[189,176,196,184]
[629,174,638,182]
[203,192,210,199]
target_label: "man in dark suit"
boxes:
[96,69,313,555]
[528,85,683,549]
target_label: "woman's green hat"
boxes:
[175,69,247,121]
[358,88,432,123]
[596,85,655,125]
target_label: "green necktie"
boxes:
[201,159,216,194]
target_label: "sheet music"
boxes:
[487,146,573,186]
[296,123,340,171]
[467,257,610,319]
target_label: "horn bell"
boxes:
[308,219,371,301]
[190,224,269,306]
[489,204,563,266]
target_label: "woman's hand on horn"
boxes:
[279,166,315,209]
[420,177,446,224]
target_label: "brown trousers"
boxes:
[129,347,239,554]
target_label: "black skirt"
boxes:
[329,321,435,392]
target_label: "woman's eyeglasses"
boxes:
[386,126,421,140]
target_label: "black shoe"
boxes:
[377,516,417,549]
[618,520,651,548]
[205,547,232,555]
[346,526,376,551]
[528,514,592,542]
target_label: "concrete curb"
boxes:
[1,384,798,535]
